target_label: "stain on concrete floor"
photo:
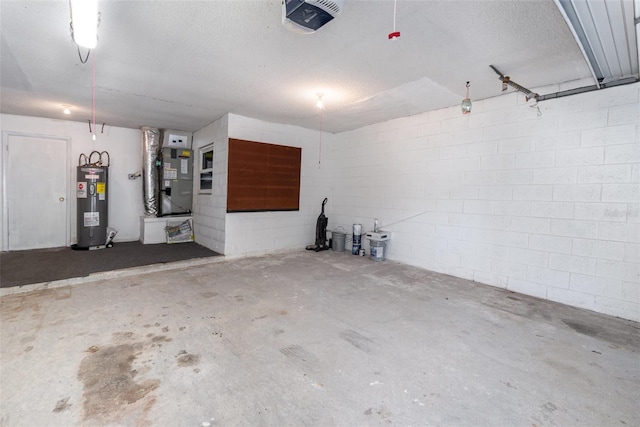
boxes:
[562,318,640,349]
[77,339,159,425]
[52,396,72,413]
[175,350,201,367]
[339,329,374,353]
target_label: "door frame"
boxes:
[1,131,71,251]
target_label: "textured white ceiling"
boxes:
[1,0,596,133]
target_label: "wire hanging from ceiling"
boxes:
[92,50,96,140]
[76,46,91,64]
[319,110,323,168]
[318,100,323,168]
[388,0,400,39]
[392,0,396,31]
[70,17,91,63]
[69,19,91,63]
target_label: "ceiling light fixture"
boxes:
[461,82,472,114]
[62,106,71,115]
[70,0,99,49]
[554,0,638,86]
[69,0,99,64]
[316,93,324,109]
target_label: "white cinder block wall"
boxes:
[192,115,229,254]
[329,83,639,321]
[224,114,334,257]
[0,114,144,245]
[191,113,334,257]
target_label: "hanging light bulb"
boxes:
[461,81,472,115]
[316,93,324,109]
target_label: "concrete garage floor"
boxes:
[1,251,638,426]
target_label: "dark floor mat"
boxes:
[0,241,220,288]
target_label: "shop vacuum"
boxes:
[306,198,329,252]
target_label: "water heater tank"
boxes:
[282,0,344,34]
[76,151,109,249]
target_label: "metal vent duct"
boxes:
[141,127,161,216]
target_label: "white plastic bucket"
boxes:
[370,240,387,262]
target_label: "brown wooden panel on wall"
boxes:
[227,138,301,212]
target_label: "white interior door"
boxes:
[6,134,69,250]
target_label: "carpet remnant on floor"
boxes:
[1,241,219,288]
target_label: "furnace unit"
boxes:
[159,147,193,215]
